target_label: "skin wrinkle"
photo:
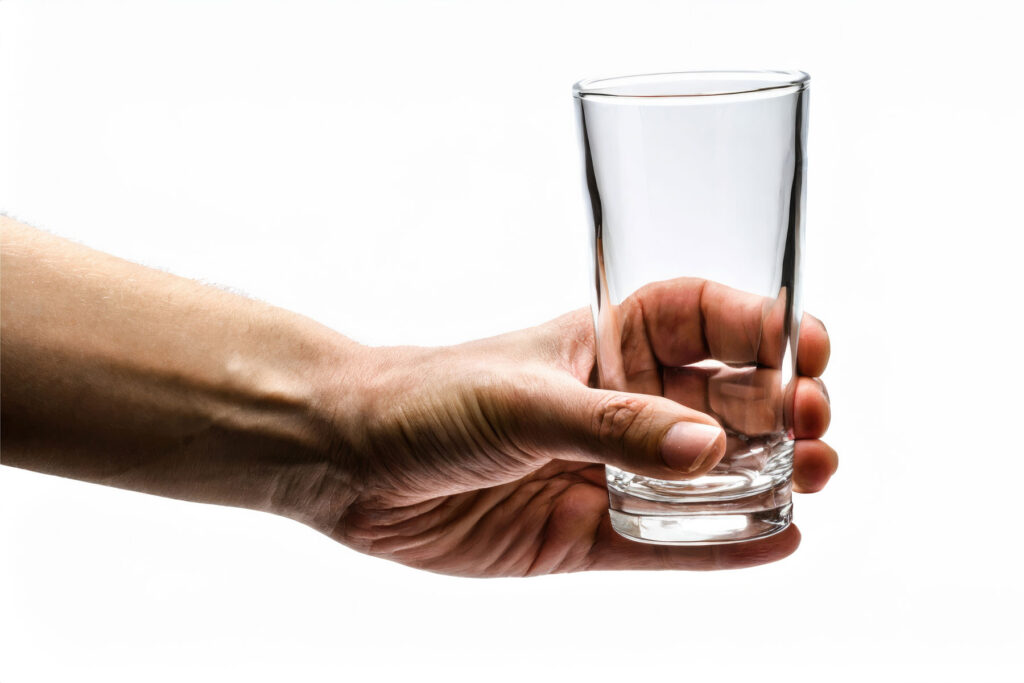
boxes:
[370,482,526,562]
[376,406,429,494]
[348,492,480,542]
[510,477,597,575]
[498,371,566,456]
[366,463,529,552]
[481,368,562,462]
[271,459,359,533]
[472,475,584,577]
[526,481,606,576]
[460,396,539,489]
[502,516,555,577]
[361,495,478,558]
[360,355,541,503]
[463,387,509,457]
[350,467,602,577]
[395,399,489,495]
[339,499,439,546]
[591,393,647,462]
[352,491,451,518]
[456,384,530,478]
[464,478,571,576]
[520,506,565,577]
[568,314,599,384]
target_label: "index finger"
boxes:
[619,277,829,375]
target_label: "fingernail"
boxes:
[659,422,724,473]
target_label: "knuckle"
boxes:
[592,393,650,446]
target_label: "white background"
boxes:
[2,1,1023,681]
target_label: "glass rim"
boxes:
[573,70,810,99]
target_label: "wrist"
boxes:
[259,314,368,533]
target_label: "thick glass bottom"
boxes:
[606,440,794,545]
[609,501,792,546]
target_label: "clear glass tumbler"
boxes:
[573,70,809,545]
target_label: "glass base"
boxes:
[609,502,792,546]
[606,441,794,545]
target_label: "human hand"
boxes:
[313,277,834,577]
[1,221,831,576]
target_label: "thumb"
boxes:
[524,378,727,480]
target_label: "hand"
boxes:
[1,221,832,577]
[316,277,835,577]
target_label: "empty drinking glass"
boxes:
[574,70,809,544]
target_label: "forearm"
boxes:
[0,217,360,525]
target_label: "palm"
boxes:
[334,455,804,577]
